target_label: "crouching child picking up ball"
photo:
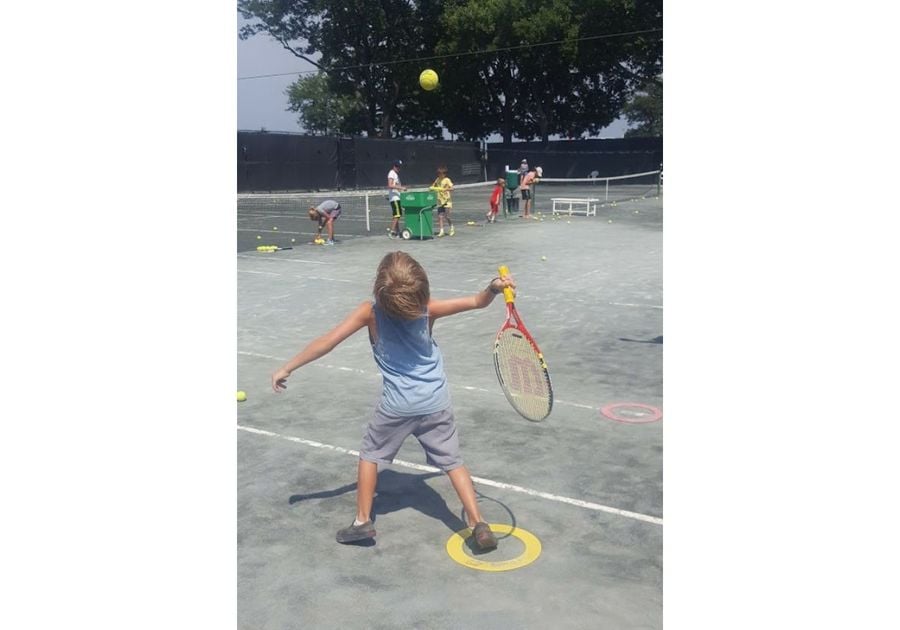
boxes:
[271,251,515,549]
[308,199,342,245]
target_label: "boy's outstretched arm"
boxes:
[429,275,515,320]
[272,301,372,392]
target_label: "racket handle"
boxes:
[497,265,515,303]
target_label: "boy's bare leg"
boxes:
[446,465,484,527]
[356,459,378,522]
[448,465,498,549]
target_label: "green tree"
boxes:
[437,0,662,141]
[622,77,662,137]
[239,0,662,140]
[239,0,442,138]
[285,73,364,135]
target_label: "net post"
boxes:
[365,194,370,231]
[503,165,510,217]
[605,178,609,201]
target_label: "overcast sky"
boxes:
[237,18,630,138]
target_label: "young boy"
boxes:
[307,200,341,245]
[487,178,506,223]
[271,252,514,549]
[431,166,455,237]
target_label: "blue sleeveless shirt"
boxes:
[371,302,450,415]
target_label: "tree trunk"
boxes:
[379,79,401,138]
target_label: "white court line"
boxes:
[303,277,354,283]
[237,255,330,264]
[238,269,280,276]
[610,302,663,309]
[237,350,604,412]
[237,425,662,525]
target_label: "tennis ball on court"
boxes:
[608,219,613,223]
[291,238,295,243]
[541,256,547,261]
[273,226,278,230]
[236,391,247,402]
[256,235,261,239]
[419,69,439,91]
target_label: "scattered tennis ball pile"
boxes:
[313,238,326,245]
[257,245,279,252]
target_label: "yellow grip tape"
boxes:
[498,265,515,303]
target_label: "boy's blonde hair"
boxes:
[374,251,430,320]
[497,178,506,186]
[308,207,319,221]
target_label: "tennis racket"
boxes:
[493,265,553,421]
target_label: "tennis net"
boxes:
[532,170,661,210]
[237,180,497,237]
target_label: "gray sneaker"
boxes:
[472,522,497,550]
[336,520,376,543]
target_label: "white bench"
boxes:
[550,198,599,217]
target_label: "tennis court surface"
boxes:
[238,192,663,629]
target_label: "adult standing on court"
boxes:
[517,159,529,181]
[387,159,407,239]
[432,165,455,237]
[520,166,538,219]
[307,200,341,245]
[508,158,528,215]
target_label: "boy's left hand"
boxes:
[491,275,515,295]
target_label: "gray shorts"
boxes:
[360,406,463,471]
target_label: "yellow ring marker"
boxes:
[445,524,541,572]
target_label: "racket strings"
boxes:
[494,328,552,420]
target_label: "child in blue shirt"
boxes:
[272,251,514,550]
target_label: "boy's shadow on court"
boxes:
[289,469,512,552]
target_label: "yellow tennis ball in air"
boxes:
[419,69,439,91]
[236,391,247,402]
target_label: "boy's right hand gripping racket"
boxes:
[493,265,553,421]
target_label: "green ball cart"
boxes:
[399,190,437,240]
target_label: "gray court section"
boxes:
[236,179,659,251]
[238,193,663,629]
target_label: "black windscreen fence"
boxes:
[238,132,482,192]
[485,138,662,180]
[238,132,661,192]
